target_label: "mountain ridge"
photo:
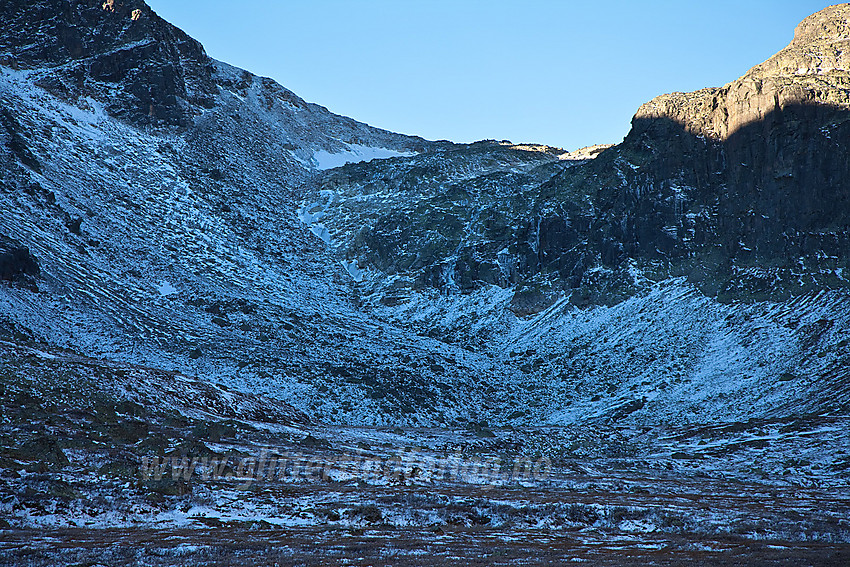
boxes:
[301,3,850,311]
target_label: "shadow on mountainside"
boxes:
[310,101,850,309]
[568,100,850,303]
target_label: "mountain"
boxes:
[1,2,849,563]
[296,4,850,426]
[0,0,476,427]
[311,4,850,306]
[1,0,848,429]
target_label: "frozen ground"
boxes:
[0,342,848,566]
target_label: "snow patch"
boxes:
[343,260,365,282]
[298,202,325,225]
[313,144,415,170]
[310,224,331,244]
[156,281,178,296]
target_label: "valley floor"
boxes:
[3,526,849,566]
[1,472,848,566]
[1,341,848,566]
[0,342,850,566]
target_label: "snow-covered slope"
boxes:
[0,0,847,435]
[0,61,492,426]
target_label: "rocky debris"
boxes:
[0,108,41,172]
[507,288,556,317]
[10,434,70,471]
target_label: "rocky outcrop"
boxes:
[606,4,850,298]
[633,4,850,140]
[0,236,39,289]
[1,109,41,172]
[0,0,218,126]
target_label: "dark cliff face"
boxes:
[626,102,850,259]
[0,0,217,126]
[0,236,39,290]
[573,4,850,300]
[568,100,850,301]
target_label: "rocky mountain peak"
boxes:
[577,5,847,304]
[634,4,850,142]
[792,3,850,45]
[751,3,850,84]
[0,0,217,126]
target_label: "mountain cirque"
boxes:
[0,2,849,565]
[311,3,850,309]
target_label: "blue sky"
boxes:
[147,1,833,150]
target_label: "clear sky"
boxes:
[147,0,834,150]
